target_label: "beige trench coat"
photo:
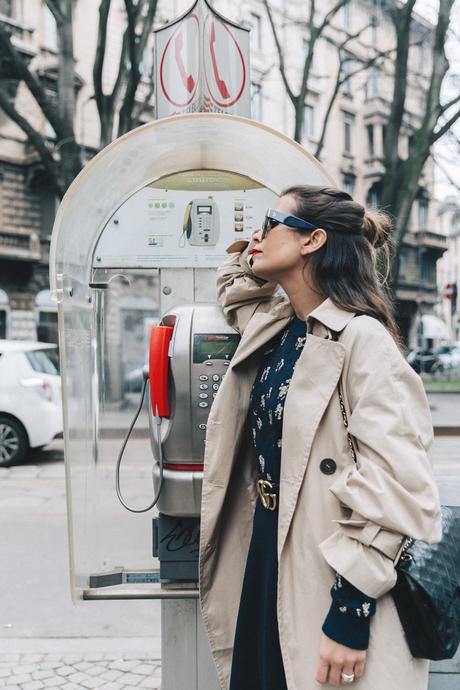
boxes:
[198,245,442,690]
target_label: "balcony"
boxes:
[403,229,447,256]
[0,229,40,261]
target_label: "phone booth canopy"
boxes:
[50,113,335,600]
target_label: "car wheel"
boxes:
[0,417,28,466]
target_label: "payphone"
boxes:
[116,303,240,581]
[50,112,335,690]
[182,198,220,247]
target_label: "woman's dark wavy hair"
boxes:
[281,185,401,346]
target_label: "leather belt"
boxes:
[257,479,279,511]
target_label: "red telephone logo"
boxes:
[209,21,230,99]
[174,30,195,94]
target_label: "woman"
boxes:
[198,186,442,690]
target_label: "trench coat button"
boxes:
[320,458,337,475]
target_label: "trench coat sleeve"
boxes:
[318,318,442,599]
[216,241,281,334]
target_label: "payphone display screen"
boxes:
[193,333,239,363]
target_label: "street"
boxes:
[0,426,459,689]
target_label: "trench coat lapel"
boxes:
[277,334,347,557]
[228,308,293,370]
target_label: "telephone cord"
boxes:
[115,376,165,513]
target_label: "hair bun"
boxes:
[361,210,392,249]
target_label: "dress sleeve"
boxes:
[317,318,442,599]
[217,240,281,335]
[321,573,376,650]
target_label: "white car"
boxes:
[0,340,63,466]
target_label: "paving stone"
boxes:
[71,662,90,672]
[120,673,144,687]
[98,684,123,690]
[108,662,139,673]
[21,682,45,690]
[139,677,161,689]
[3,685,21,690]
[31,671,54,681]
[7,676,29,685]
[55,667,74,678]
[80,678,102,689]
[67,672,88,684]
[82,653,106,662]
[86,665,108,677]
[99,670,123,683]
[129,665,155,677]
[35,665,60,672]
[42,678,62,688]
[0,671,10,679]
[61,684,80,690]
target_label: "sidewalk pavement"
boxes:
[0,639,161,690]
[428,392,460,435]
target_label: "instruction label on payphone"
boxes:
[93,170,276,269]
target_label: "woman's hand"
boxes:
[315,632,367,686]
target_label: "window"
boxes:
[367,124,375,156]
[303,104,314,139]
[343,0,351,31]
[247,12,261,51]
[398,249,407,280]
[343,173,355,196]
[418,197,428,230]
[44,5,58,51]
[371,14,378,44]
[341,51,353,97]
[25,349,59,376]
[366,68,379,99]
[343,112,354,153]
[421,254,436,284]
[367,181,382,209]
[251,82,262,121]
[0,310,6,339]
[0,0,13,16]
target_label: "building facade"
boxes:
[0,0,448,346]
[437,196,460,341]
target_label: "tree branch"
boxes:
[431,105,460,144]
[0,86,61,195]
[0,22,64,138]
[261,0,296,104]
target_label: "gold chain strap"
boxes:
[337,379,357,464]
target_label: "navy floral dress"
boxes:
[229,315,376,690]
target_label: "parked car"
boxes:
[406,348,444,374]
[0,340,62,466]
[434,343,460,369]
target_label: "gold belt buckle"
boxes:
[257,479,277,511]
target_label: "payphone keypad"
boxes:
[191,333,239,444]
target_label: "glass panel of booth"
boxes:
[58,168,277,599]
[59,269,161,598]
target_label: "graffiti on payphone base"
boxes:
[160,517,200,555]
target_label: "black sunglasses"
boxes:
[261,209,319,239]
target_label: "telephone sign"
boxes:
[203,16,247,109]
[155,0,250,118]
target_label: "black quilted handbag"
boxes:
[391,505,460,660]
[337,380,460,660]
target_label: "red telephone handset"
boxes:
[209,21,231,99]
[149,325,174,418]
[174,31,196,94]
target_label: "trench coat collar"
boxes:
[229,297,355,369]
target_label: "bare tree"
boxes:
[0,0,158,198]
[381,0,460,294]
[262,0,349,143]
[264,0,460,299]
[94,0,158,148]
